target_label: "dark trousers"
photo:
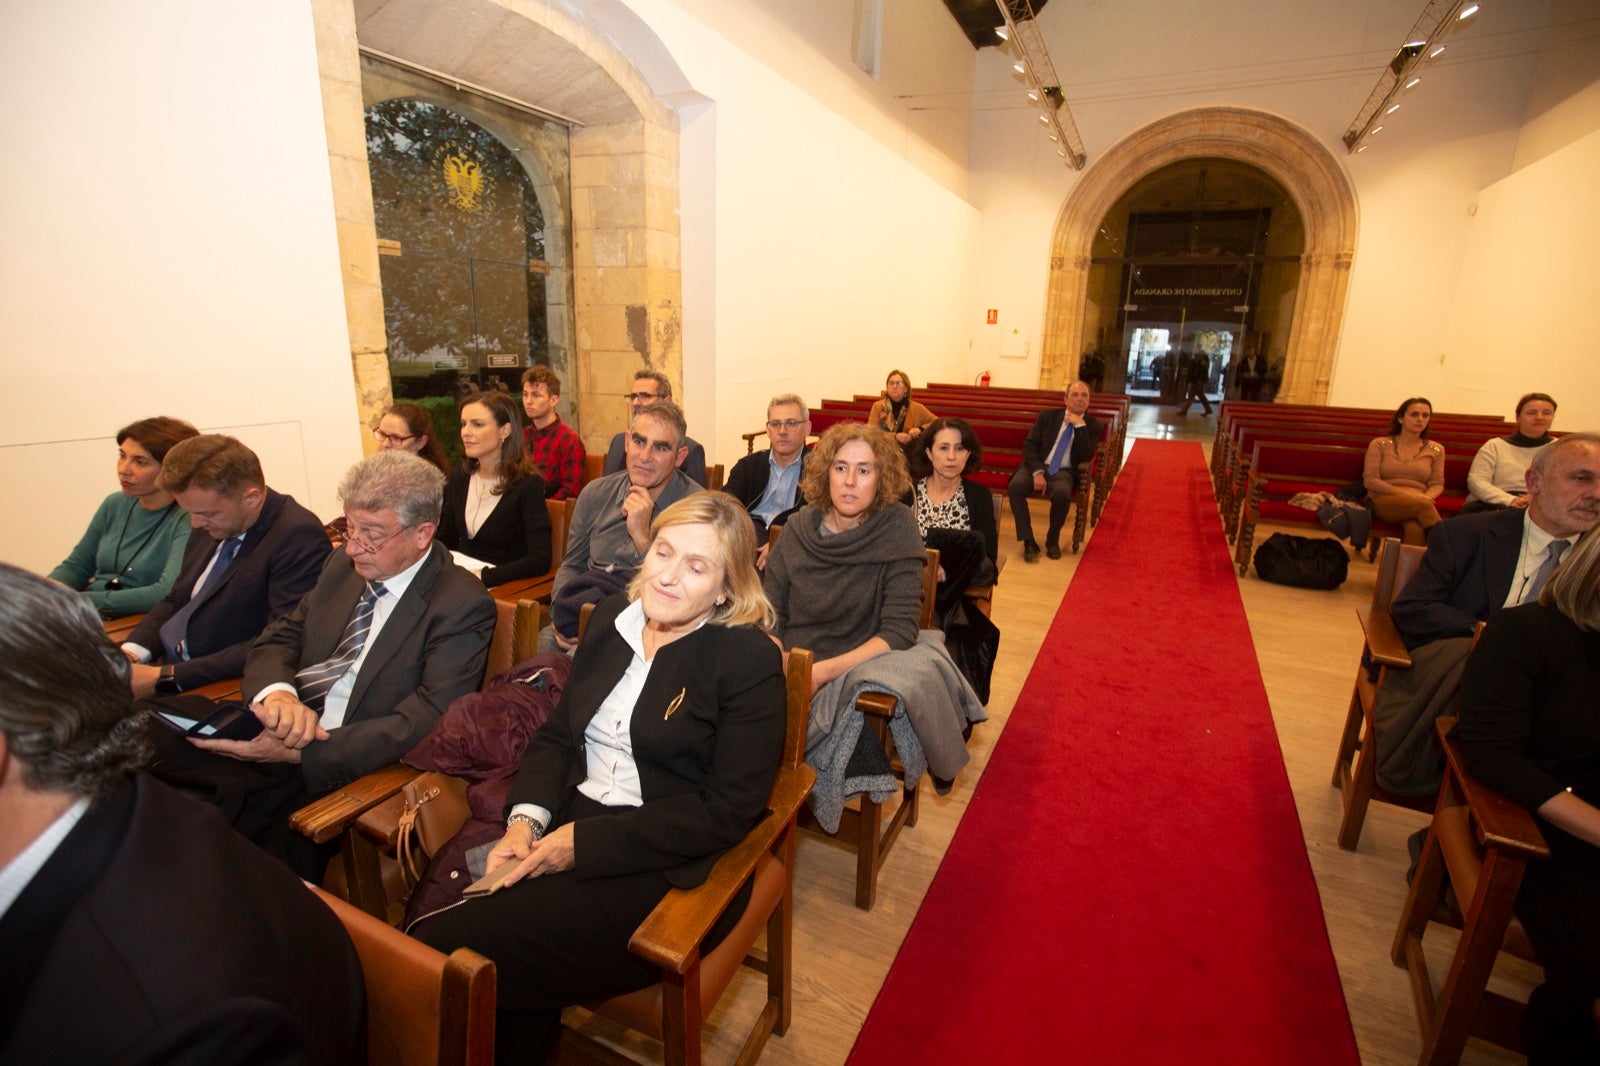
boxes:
[414,792,751,1065]
[1007,465,1075,547]
[1516,827,1600,1064]
[142,706,331,879]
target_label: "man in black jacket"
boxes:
[721,393,811,547]
[1007,380,1103,562]
[0,564,364,1066]
[122,435,328,696]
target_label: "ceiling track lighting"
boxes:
[1342,0,1482,153]
[994,0,1086,169]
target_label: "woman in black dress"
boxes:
[437,392,551,587]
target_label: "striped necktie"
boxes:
[295,581,386,710]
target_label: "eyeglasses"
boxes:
[767,419,807,431]
[625,392,661,403]
[372,429,416,446]
[345,522,408,554]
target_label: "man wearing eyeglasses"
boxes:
[723,393,812,547]
[600,370,708,487]
[145,451,495,874]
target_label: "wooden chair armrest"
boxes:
[741,429,766,454]
[187,678,244,701]
[289,763,425,845]
[627,764,816,973]
[490,576,548,601]
[1436,721,1549,861]
[1357,607,1412,669]
[856,691,897,719]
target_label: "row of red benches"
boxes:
[1214,401,1521,575]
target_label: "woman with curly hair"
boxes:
[763,421,925,692]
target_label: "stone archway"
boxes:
[1041,108,1356,405]
[310,0,690,453]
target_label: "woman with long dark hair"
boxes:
[374,402,451,474]
[436,392,551,587]
[1363,396,1445,545]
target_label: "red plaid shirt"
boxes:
[524,415,585,499]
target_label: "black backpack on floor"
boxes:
[1252,532,1349,589]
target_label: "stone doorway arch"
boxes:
[1041,108,1356,405]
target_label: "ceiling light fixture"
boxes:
[995,25,1009,41]
[993,0,1087,169]
[1342,0,1483,153]
[1404,77,1422,89]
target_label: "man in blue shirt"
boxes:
[722,394,812,550]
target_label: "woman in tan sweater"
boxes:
[1363,396,1446,545]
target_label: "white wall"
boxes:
[0,1,361,574]
[1439,127,1600,429]
[965,0,1600,415]
[619,0,982,465]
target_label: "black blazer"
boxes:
[722,445,810,527]
[0,775,363,1066]
[1392,507,1524,650]
[437,468,553,587]
[510,594,786,889]
[1019,409,1103,475]
[245,540,497,795]
[127,489,330,689]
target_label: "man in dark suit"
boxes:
[0,564,363,1066]
[1007,379,1103,562]
[1375,434,1600,795]
[1394,433,1600,648]
[148,451,496,871]
[122,434,328,696]
[722,392,811,548]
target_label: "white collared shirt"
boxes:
[253,549,430,729]
[1505,512,1574,608]
[0,797,90,920]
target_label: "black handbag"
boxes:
[1252,532,1349,589]
[942,598,1000,705]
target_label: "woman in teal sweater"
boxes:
[49,416,198,617]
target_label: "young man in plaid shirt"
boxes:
[521,365,585,499]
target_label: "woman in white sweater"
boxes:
[1462,392,1557,514]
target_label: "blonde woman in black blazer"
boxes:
[416,493,785,1064]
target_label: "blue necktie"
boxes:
[1521,541,1567,605]
[158,536,243,661]
[1046,423,1075,476]
[294,581,386,710]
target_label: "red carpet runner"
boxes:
[848,440,1358,1064]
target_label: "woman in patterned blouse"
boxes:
[908,417,997,619]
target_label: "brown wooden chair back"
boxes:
[1391,703,1548,1064]
[583,452,604,486]
[309,884,495,1066]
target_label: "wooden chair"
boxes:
[309,884,496,1066]
[290,596,545,918]
[1331,537,1433,850]
[584,452,605,485]
[559,647,817,1066]
[102,612,144,644]
[795,546,940,910]
[706,463,724,492]
[1391,716,1547,1065]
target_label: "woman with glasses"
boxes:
[374,403,450,474]
[867,369,936,446]
[437,393,552,587]
[49,416,199,617]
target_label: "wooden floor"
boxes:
[567,402,1537,1065]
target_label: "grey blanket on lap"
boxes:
[805,629,988,833]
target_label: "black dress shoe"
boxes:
[1023,541,1041,563]
[1046,542,1062,560]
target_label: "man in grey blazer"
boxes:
[148,451,496,872]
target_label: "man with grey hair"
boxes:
[551,401,701,647]
[601,369,709,486]
[146,450,496,873]
[1371,432,1600,799]
[0,564,364,1063]
[723,392,811,545]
